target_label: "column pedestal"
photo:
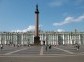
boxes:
[34,36,40,45]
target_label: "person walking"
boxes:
[75,43,80,50]
[49,45,51,49]
[1,44,3,50]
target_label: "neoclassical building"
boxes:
[0,31,84,45]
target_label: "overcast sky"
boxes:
[0,0,84,32]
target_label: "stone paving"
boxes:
[0,45,84,62]
[0,45,84,56]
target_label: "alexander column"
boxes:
[34,4,40,45]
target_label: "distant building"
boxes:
[0,31,84,45]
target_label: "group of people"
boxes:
[0,44,3,50]
[45,45,52,51]
[45,43,80,51]
[0,43,80,51]
[0,43,31,50]
[74,43,80,50]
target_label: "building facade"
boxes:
[0,31,84,45]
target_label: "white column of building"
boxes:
[48,34,49,44]
[9,33,11,43]
[79,34,81,44]
[40,34,41,45]
[11,33,13,42]
[54,34,55,45]
[41,34,42,43]
[56,34,58,45]
[4,34,5,44]
[13,34,14,44]
[24,34,26,44]
[8,33,10,44]
[42,34,43,45]
[25,34,26,44]
[16,34,18,45]
[47,33,49,45]
[10,33,12,43]
[54,34,56,45]
[45,33,47,45]
[53,34,55,45]
[55,34,57,45]
[5,34,7,44]
[10,33,11,43]
[21,34,24,45]
[11,34,13,44]
[8,34,10,44]
[40,34,41,44]
[53,33,55,45]
[47,34,49,45]
[1,34,3,44]
[43,34,44,41]
[52,34,53,45]
[12,34,13,44]
[68,34,69,44]
[51,34,53,45]
[9,33,10,43]
[43,34,44,44]
[33,34,34,44]
[0,34,1,44]
[63,34,65,44]
[70,34,72,44]
[25,34,28,44]
[33,35,34,44]
[52,34,54,45]
[41,34,43,45]
[2,34,4,44]
[6,33,8,44]
[3,34,5,44]
[55,34,56,45]
[6,34,8,44]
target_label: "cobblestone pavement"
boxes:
[0,45,84,62]
[0,45,84,56]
